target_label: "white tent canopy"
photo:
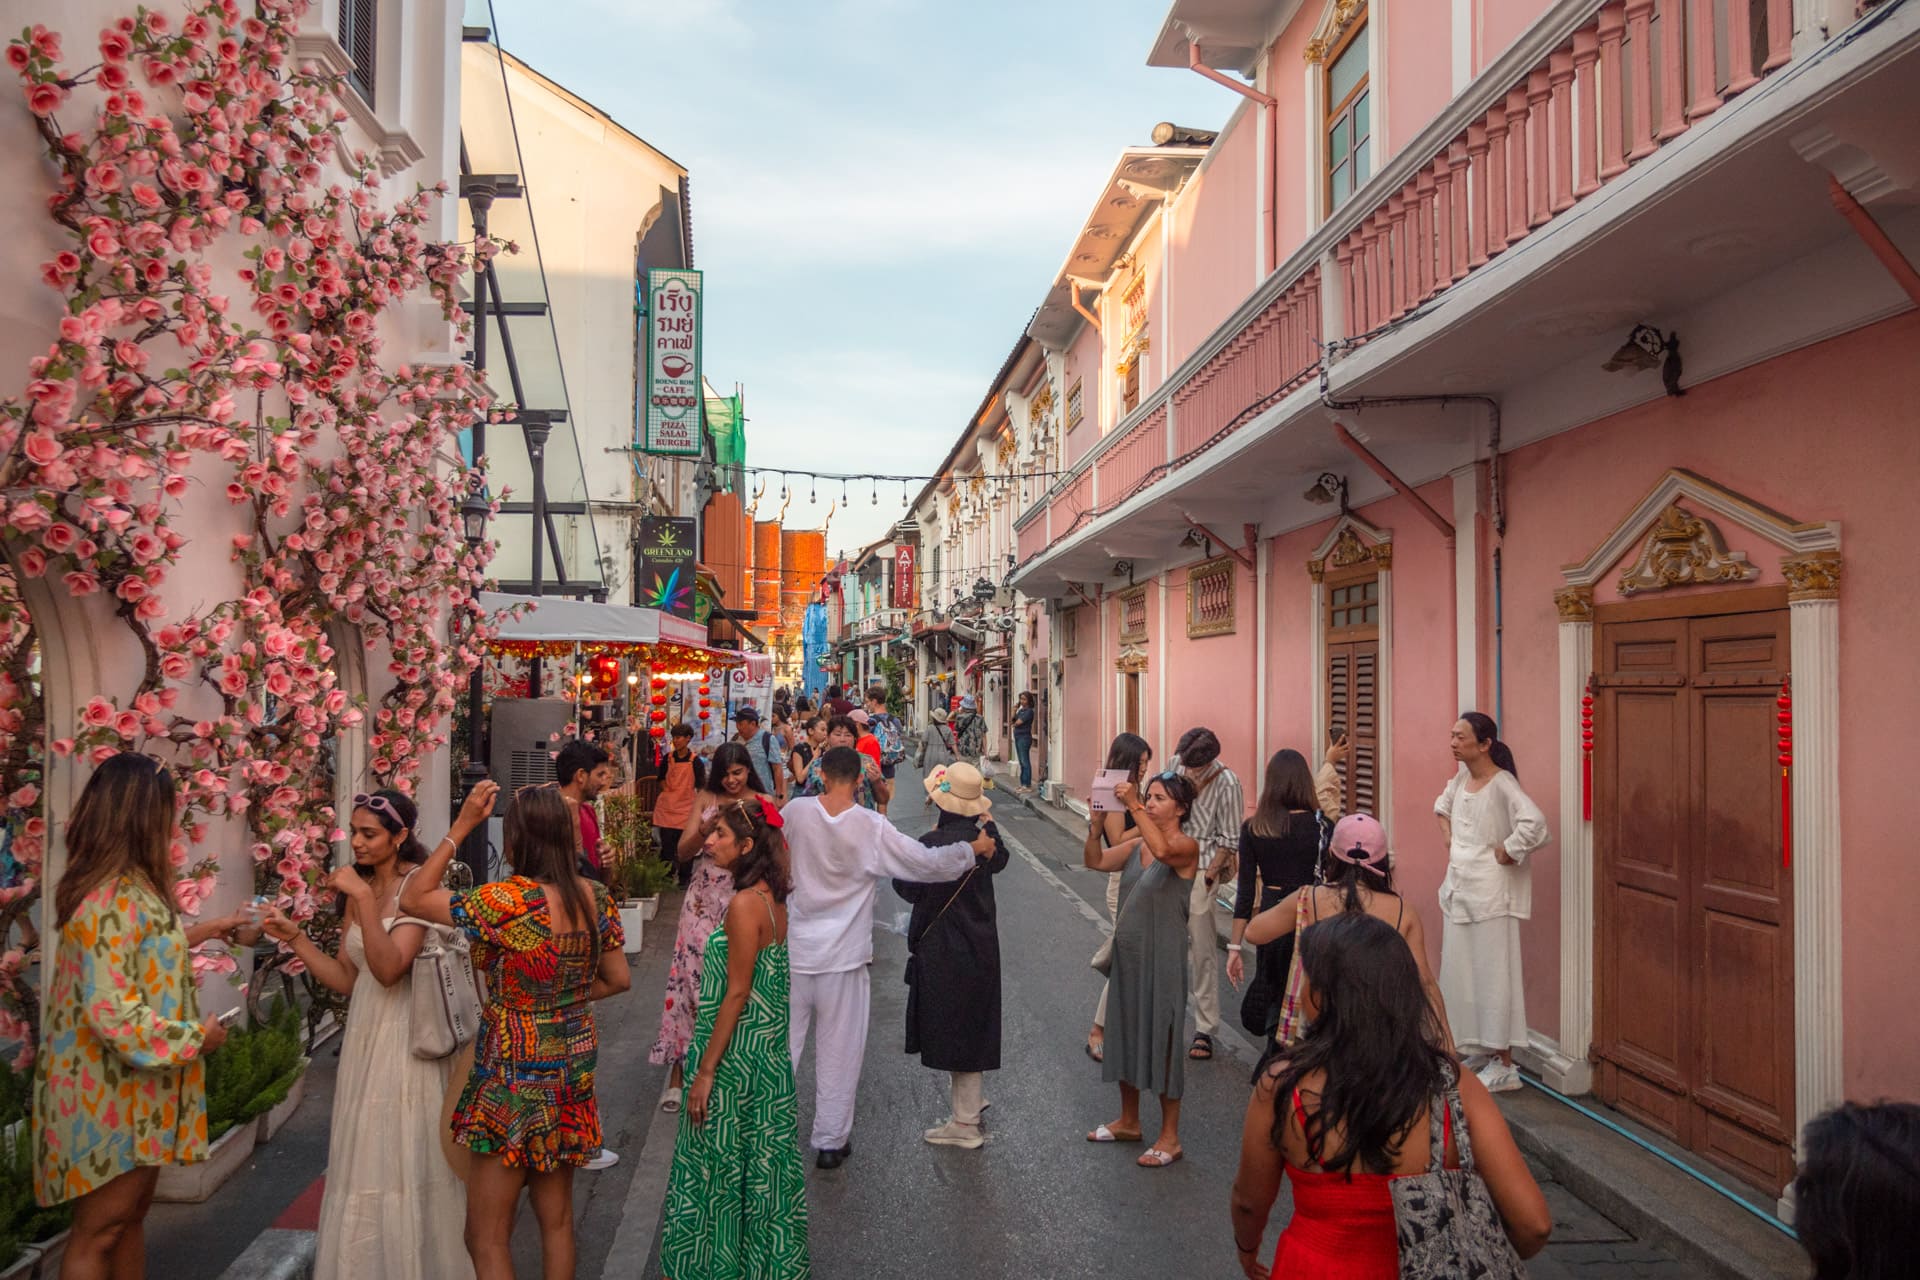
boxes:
[479,591,712,650]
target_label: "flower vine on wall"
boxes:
[0,0,511,1039]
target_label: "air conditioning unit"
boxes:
[488,698,576,791]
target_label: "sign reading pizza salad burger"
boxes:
[643,268,703,456]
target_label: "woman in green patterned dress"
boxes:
[661,795,809,1280]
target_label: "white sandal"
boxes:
[660,1087,683,1113]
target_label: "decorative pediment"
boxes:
[1115,644,1150,674]
[1561,468,1840,590]
[1307,513,1393,582]
[1616,502,1758,596]
[1303,0,1367,64]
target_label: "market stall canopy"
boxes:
[478,592,743,670]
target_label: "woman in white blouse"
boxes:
[1435,712,1549,1094]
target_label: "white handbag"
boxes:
[411,923,482,1060]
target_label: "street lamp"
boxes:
[457,472,492,889]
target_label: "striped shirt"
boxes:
[1180,760,1245,871]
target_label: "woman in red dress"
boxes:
[1228,913,1551,1277]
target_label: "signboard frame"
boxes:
[641,268,703,456]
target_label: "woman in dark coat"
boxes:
[893,761,1008,1150]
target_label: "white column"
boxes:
[1376,560,1395,840]
[1156,573,1169,755]
[1785,554,1843,1211]
[1256,538,1271,769]
[1452,465,1481,713]
[1451,0,1474,91]
[1551,587,1595,1095]
[1309,568,1327,752]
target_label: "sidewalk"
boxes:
[1004,779,1805,1280]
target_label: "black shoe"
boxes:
[815,1141,853,1170]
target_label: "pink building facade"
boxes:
[1008,0,1920,1206]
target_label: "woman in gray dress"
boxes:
[1082,772,1201,1168]
[916,706,958,806]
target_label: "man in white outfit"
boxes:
[784,746,993,1168]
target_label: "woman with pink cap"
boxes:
[1244,812,1452,1047]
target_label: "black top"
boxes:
[1234,812,1323,922]
[893,811,1008,1072]
[1013,705,1035,736]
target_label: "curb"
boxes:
[1499,1083,1804,1280]
[216,1229,315,1280]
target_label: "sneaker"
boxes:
[583,1148,620,1170]
[923,1119,985,1149]
[1460,1052,1493,1074]
[1478,1061,1523,1094]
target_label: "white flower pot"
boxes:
[640,895,661,922]
[154,1121,257,1204]
[618,906,645,955]
[256,1058,311,1143]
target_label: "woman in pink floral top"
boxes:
[647,741,761,1112]
[34,754,256,1272]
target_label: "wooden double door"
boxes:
[1593,595,1795,1193]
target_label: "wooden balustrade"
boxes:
[1336,0,1796,343]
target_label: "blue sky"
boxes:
[487,0,1231,558]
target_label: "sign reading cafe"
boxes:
[642,268,703,456]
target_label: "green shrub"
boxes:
[0,1094,71,1251]
[205,998,304,1141]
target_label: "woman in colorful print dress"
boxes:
[33,753,255,1277]
[263,787,488,1280]
[649,742,762,1113]
[401,782,631,1280]
[661,795,809,1280]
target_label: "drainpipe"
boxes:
[1828,175,1920,305]
[1188,41,1278,276]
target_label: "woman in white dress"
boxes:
[1434,713,1549,1094]
[265,787,492,1280]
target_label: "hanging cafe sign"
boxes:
[642,268,703,456]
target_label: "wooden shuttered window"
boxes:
[1326,639,1379,816]
[340,0,377,106]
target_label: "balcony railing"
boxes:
[1015,0,1805,574]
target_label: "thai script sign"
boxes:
[893,546,917,609]
[642,269,703,456]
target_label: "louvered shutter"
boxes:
[1327,639,1379,817]
[340,0,377,106]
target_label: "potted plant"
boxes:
[631,855,675,922]
[0,1067,71,1280]
[157,999,303,1203]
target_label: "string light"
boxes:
[870,481,877,505]
[810,477,817,503]
[901,480,909,507]
[841,478,848,504]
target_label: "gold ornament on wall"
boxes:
[1616,502,1759,596]
[1781,551,1842,602]
[1554,585,1595,622]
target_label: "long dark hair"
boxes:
[709,741,767,795]
[1460,711,1518,778]
[57,752,177,927]
[1793,1101,1920,1280]
[1258,912,1451,1174]
[1250,748,1318,839]
[505,786,596,945]
[1103,732,1152,784]
[1322,842,1396,914]
[354,789,428,866]
[713,798,793,901]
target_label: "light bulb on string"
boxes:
[810,477,817,503]
[901,480,908,507]
[841,478,848,504]
[870,481,877,505]
[780,474,788,501]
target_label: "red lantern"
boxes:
[698,697,711,709]
[651,677,667,692]
[1777,678,1793,870]
[650,725,666,738]
[697,710,710,721]
[650,709,667,722]
[698,684,710,696]
[651,693,668,707]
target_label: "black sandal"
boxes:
[1188,1033,1215,1060]
[1085,1037,1104,1063]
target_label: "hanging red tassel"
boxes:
[1580,684,1595,822]
[1777,677,1793,870]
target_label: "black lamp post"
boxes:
[525,416,552,696]
[456,477,492,889]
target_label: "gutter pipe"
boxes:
[1066,280,1103,334]
[1187,41,1278,276]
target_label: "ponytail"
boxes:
[1489,740,1518,779]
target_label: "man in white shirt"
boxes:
[784,746,993,1168]
[1175,726,1242,1062]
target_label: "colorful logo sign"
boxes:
[642,269,703,456]
[637,517,698,620]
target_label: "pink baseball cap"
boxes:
[1329,813,1389,869]
[848,708,871,725]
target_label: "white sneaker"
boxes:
[583,1147,620,1170]
[1478,1062,1523,1093]
[1460,1053,1493,1074]
[923,1119,985,1149]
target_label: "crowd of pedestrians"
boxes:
[21,690,1914,1279]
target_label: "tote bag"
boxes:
[1388,1072,1528,1280]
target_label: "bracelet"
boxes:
[1235,1240,1260,1254]
[436,835,456,851]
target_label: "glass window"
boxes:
[1324,11,1372,216]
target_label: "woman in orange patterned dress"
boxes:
[33,753,257,1279]
[401,783,632,1280]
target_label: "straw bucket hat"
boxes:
[925,762,993,817]
[929,706,950,724]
